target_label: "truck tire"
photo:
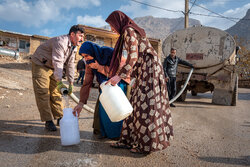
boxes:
[231,75,238,106]
[191,90,197,96]
[176,82,187,102]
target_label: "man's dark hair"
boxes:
[69,25,85,35]
[171,47,177,51]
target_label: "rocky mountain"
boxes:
[102,16,201,40]
[226,9,250,48]
[133,16,201,40]
[103,12,249,48]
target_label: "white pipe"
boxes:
[61,88,94,113]
[69,93,94,113]
[169,68,194,104]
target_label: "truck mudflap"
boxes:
[212,74,238,106]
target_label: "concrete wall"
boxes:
[0,31,49,59]
[0,31,30,56]
[30,38,41,55]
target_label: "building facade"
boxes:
[78,25,161,58]
[0,30,49,59]
[0,25,162,60]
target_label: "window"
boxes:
[84,35,104,46]
[9,38,17,47]
[0,36,17,47]
[95,37,104,46]
[19,40,26,49]
[85,34,96,42]
[19,39,30,53]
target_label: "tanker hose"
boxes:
[60,88,94,113]
[169,68,194,104]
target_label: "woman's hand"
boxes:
[105,75,121,86]
[73,102,84,117]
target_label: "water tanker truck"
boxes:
[162,26,238,106]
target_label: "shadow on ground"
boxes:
[0,119,144,158]
[238,92,250,100]
[199,156,250,166]
[176,91,250,106]
[241,121,250,128]
[0,62,31,71]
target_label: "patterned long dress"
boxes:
[117,27,174,154]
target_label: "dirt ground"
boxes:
[0,57,249,167]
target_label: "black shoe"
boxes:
[98,135,107,139]
[170,103,176,107]
[93,129,101,135]
[111,137,120,141]
[57,118,62,126]
[45,121,57,131]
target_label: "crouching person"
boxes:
[73,41,129,140]
[31,25,84,131]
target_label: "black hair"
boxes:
[171,47,177,51]
[68,25,85,35]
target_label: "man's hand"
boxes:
[73,102,84,117]
[165,77,169,82]
[68,84,73,94]
[56,81,67,92]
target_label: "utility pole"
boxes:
[185,0,189,28]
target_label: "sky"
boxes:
[0,0,249,37]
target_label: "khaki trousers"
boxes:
[32,62,63,122]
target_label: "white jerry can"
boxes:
[99,82,133,122]
[59,108,80,146]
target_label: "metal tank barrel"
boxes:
[0,48,19,59]
[162,26,236,68]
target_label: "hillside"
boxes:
[133,16,201,40]
[102,16,201,40]
[226,9,250,48]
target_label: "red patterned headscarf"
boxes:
[105,10,146,77]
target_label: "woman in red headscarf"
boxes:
[105,10,173,154]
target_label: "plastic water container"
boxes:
[60,108,80,146]
[99,82,133,122]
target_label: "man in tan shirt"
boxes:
[31,25,84,131]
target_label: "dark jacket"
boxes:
[77,59,85,71]
[163,55,193,78]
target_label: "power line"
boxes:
[130,0,250,21]
[189,0,197,12]
[130,0,182,13]
[189,0,237,23]
[190,12,250,20]
[195,0,247,2]
[189,1,250,21]
[189,0,250,29]
[189,0,250,31]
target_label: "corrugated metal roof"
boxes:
[0,29,50,40]
[32,35,50,40]
[0,29,32,37]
